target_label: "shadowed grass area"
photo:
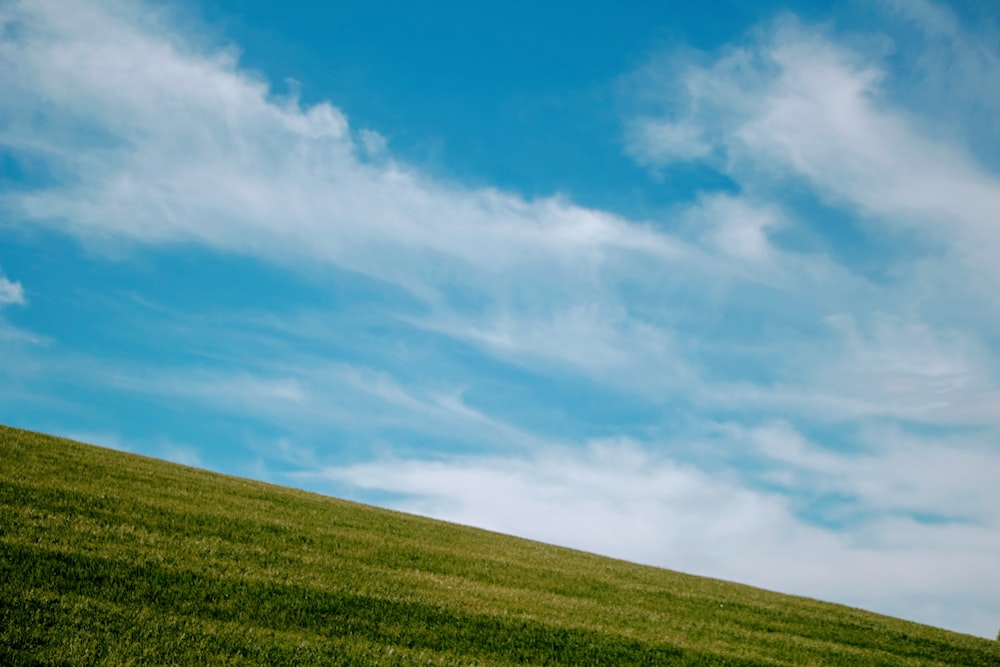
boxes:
[2,425,997,665]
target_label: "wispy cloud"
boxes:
[0,0,679,281]
[96,353,552,455]
[0,266,44,346]
[0,270,25,307]
[410,302,695,396]
[627,14,1000,283]
[727,420,1000,522]
[0,0,704,391]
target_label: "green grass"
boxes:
[1,425,997,665]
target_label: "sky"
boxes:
[1,0,999,639]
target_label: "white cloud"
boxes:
[817,313,1000,423]
[627,118,711,165]
[687,193,783,264]
[0,271,25,307]
[98,359,553,452]
[627,15,1000,282]
[885,0,962,38]
[0,0,681,286]
[0,267,39,345]
[704,313,1000,425]
[732,420,1000,522]
[107,368,309,413]
[411,302,695,395]
[0,0,712,390]
[623,6,1000,427]
[2,0,940,404]
[358,128,388,158]
[736,35,1000,274]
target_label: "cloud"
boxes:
[0,0,680,285]
[1,0,813,405]
[0,0,710,393]
[0,266,43,345]
[410,301,696,396]
[627,118,711,165]
[96,356,554,454]
[0,270,25,307]
[621,6,1000,428]
[817,313,1000,423]
[7,0,961,407]
[884,0,1000,125]
[731,420,1000,522]
[686,193,784,265]
[735,36,1000,276]
[702,311,1000,425]
[626,15,1000,283]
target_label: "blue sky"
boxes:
[2,0,999,638]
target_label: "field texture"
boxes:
[1,425,997,665]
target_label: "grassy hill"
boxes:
[2,425,997,666]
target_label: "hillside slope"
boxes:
[1,424,996,665]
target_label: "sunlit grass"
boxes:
[2,424,996,665]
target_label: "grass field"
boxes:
[2,424,997,665]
